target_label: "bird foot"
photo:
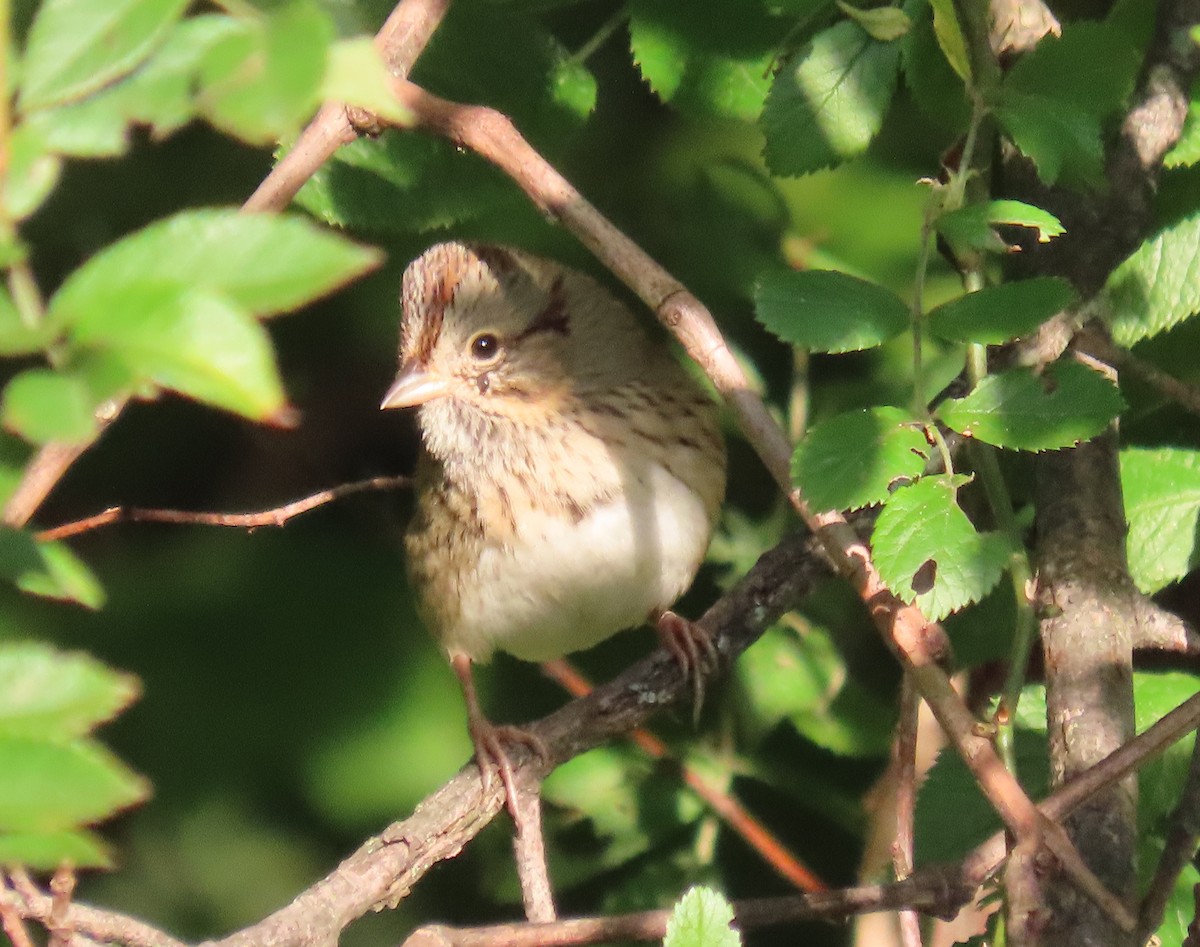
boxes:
[654,609,718,721]
[468,716,549,826]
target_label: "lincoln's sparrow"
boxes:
[381,242,726,806]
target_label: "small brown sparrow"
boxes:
[381,242,726,807]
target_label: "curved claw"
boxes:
[654,609,718,722]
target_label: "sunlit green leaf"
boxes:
[792,406,930,511]
[322,36,413,125]
[3,124,62,221]
[926,0,969,80]
[872,474,1009,620]
[756,268,910,353]
[927,277,1077,344]
[1,368,99,444]
[837,2,910,42]
[937,360,1124,451]
[1105,212,1200,346]
[935,199,1065,253]
[762,21,901,176]
[0,643,139,740]
[1121,447,1200,593]
[19,0,191,111]
[664,887,741,947]
[0,286,56,355]
[0,828,111,870]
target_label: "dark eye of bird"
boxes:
[470,333,500,360]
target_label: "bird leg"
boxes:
[449,652,548,827]
[653,609,718,720]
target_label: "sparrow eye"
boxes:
[469,333,501,361]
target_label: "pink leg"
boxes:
[653,609,718,720]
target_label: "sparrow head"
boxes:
[381,242,655,416]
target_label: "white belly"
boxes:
[447,461,713,662]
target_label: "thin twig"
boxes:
[0,875,37,947]
[511,770,556,923]
[34,476,411,541]
[1138,730,1200,941]
[892,676,923,947]
[1079,326,1200,419]
[541,659,829,893]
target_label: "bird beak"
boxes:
[380,361,452,409]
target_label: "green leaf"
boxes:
[901,0,969,131]
[927,277,1077,344]
[1,368,100,444]
[3,124,62,221]
[0,642,139,740]
[837,2,910,42]
[755,268,910,353]
[628,0,780,122]
[936,360,1125,452]
[196,1,333,145]
[322,37,413,125]
[664,887,741,947]
[736,622,895,756]
[926,0,969,81]
[992,22,1139,187]
[0,736,148,831]
[295,131,519,233]
[50,209,381,323]
[0,286,56,355]
[1104,212,1200,346]
[19,0,191,112]
[761,21,901,176]
[0,828,111,870]
[0,529,106,609]
[935,199,1065,254]
[1165,95,1200,168]
[792,406,930,511]
[71,286,288,422]
[872,474,1009,620]
[1120,448,1200,593]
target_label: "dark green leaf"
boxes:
[628,0,781,122]
[900,0,969,131]
[927,277,1077,344]
[50,209,381,323]
[19,0,190,111]
[935,199,1065,254]
[936,360,1125,451]
[792,406,930,511]
[1120,448,1200,593]
[0,529,105,609]
[756,268,910,352]
[196,1,332,145]
[0,828,111,870]
[761,21,901,176]
[0,736,148,830]
[664,887,741,947]
[926,0,969,80]
[872,474,1010,619]
[0,642,139,740]
[1104,212,1200,346]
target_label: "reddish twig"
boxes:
[541,659,828,894]
[34,476,411,542]
[0,874,37,947]
[511,769,557,923]
[892,676,923,947]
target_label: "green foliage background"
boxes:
[3,0,1200,944]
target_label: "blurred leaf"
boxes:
[872,474,1009,620]
[836,2,910,42]
[736,622,894,756]
[935,199,1065,254]
[1165,94,1200,168]
[1121,447,1200,593]
[3,124,62,221]
[0,828,112,869]
[0,529,106,609]
[196,1,333,145]
[791,406,930,511]
[0,736,148,830]
[937,361,1125,452]
[51,209,381,323]
[322,36,413,125]
[629,0,781,122]
[1,368,100,444]
[0,643,139,740]
[927,277,1076,344]
[926,0,969,80]
[755,268,909,353]
[901,0,969,130]
[992,22,1139,187]
[18,0,190,112]
[295,131,518,233]
[1105,211,1200,347]
[71,286,288,422]
[0,286,55,355]
[762,21,901,176]
[664,887,741,947]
